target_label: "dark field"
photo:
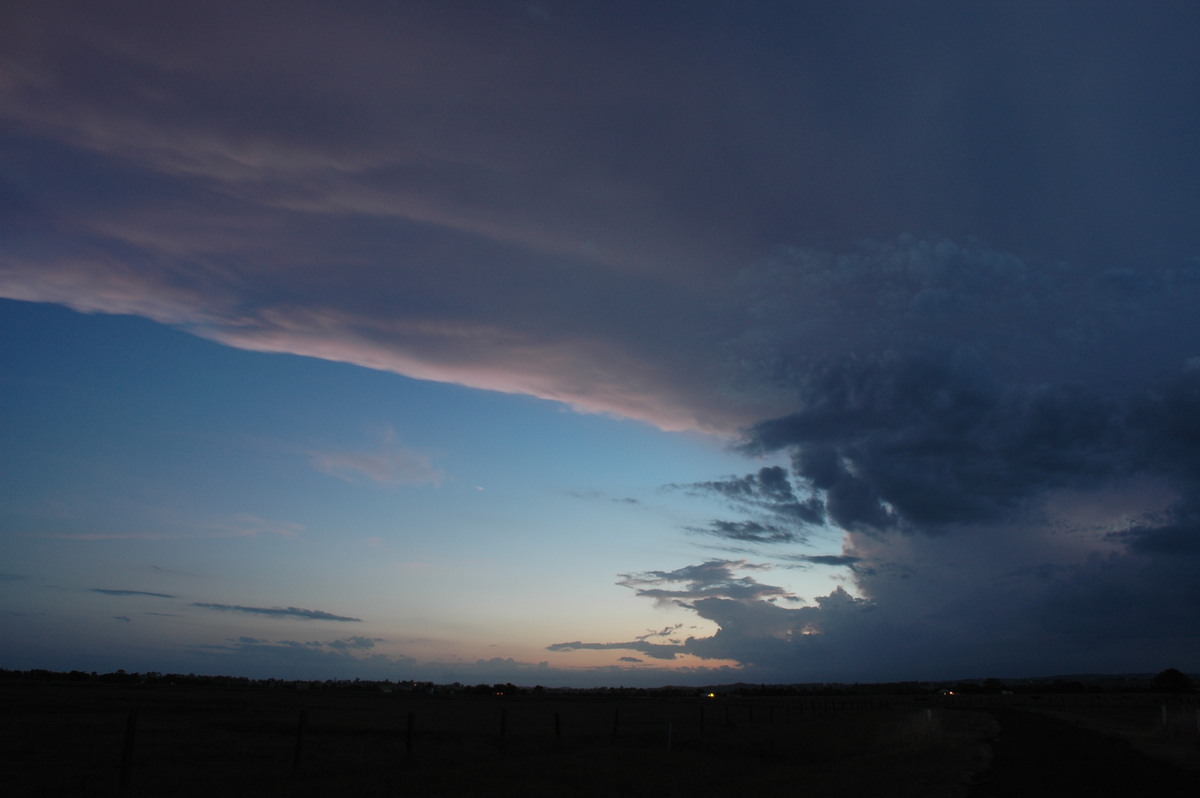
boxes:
[2,680,1004,797]
[6,679,1200,796]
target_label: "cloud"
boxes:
[672,466,825,552]
[692,242,1200,676]
[309,429,442,487]
[782,554,862,568]
[616,560,792,606]
[192,603,361,622]
[550,560,876,674]
[192,636,730,687]
[741,344,1187,533]
[207,516,304,539]
[40,515,302,542]
[4,3,1200,682]
[4,5,1200,436]
[674,466,824,524]
[91,588,175,598]
[327,636,384,651]
[635,624,683,642]
[191,637,415,681]
[687,520,798,545]
[545,640,682,662]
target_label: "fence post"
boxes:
[666,721,673,751]
[291,709,308,776]
[405,710,415,755]
[610,709,620,745]
[554,711,562,747]
[119,708,138,790]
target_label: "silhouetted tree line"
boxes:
[0,667,1193,695]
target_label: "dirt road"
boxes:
[968,708,1198,796]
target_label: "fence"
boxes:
[4,682,1196,795]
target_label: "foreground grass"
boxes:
[3,682,997,797]
[284,707,997,798]
[1021,703,1200,774]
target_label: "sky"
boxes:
[2,1,1199,687]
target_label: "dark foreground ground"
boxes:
[969,708,1199,797]
[3,680,1196,796]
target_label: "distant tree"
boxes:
[1151,668,1193,694]
[1049,679,1086,694]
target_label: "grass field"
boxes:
[2,681,999,797]
[1016,701,1200,773]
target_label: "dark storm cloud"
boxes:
[91,588,175,598]
[747,354,1131,531]
[6,3,1199,432]
[680,241,1200,676]
[728,236,1200,537]
[578,237,1199,678]
[192,603,361,622]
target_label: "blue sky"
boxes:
[3,1,1200,685]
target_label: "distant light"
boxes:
[706,692,716,698]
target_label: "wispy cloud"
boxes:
[309,429,442,487]
[782,554,862,567]
[91,588,175,598]
[686,519,799,545]
[39,515,302,542]
[671,466,824,550]
[192,603,362,622]
[207,515,304,539]
[616,560,795,606]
